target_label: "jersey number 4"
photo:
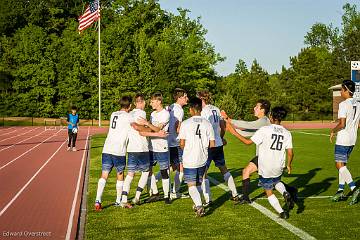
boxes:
[270,134,284,151]
[111,116,118,129]
[195,124,201,138]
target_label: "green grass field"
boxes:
[85,129,360,240]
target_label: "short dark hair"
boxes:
[120,96,132,109]
[342,80,355,96]
[135,93,145,102]
[189,97,203,112]
[71,106,77,110]
[270,106,288,122]
[257,99,271,115]
[151,92,163,102]
[196,90,211,104]
[173,88,187,101]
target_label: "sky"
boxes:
[158,0,359,76]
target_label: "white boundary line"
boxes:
[291,131,330,137]
[207,176,316,240]
[255,196,331,200]
[0,140,67,217]
[0,127,40,143]
[0,129,62,171]
[0,127,27,137]
[65,127,90,240]
[0,129,46,153]
[0,127,18,136]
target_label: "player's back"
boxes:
[167,103,184,147]
[103,111,132,156]
[201,104,223,147]
[337,98,360,146]
[127,109,149,152]
[179,116,214,168]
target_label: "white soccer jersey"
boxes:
[127,109,149,152]
[167,103,184,147]
[201,104,223,147]
[336,98,360,146]
[251,124,293,178]
[178,116,215,168]
[150,108,170,152]
[103,111,133,156]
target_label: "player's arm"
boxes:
[209,140,215,148]
[330,118,346,143]
[131,123,152,132]
[180,139,185,149]
[223,117,253,145]
[286,148,294,174]
[137,117,165,132]
[139,130,168,138]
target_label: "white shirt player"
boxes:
[167,103,184,147]
[336,98,360,146]
[201,104,223,147]
[178,116,215,168]
[251,124,293,178]
[103,111,133,156]
[150,108,170,152]
[127,109,149,153]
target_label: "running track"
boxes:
[0,126,106,240]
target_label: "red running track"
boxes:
[0,126,107,240]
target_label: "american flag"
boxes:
[78,0,100,32]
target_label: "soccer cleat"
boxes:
[236,195,252,205]
[132,198,141,206]
[94,201,102,211]
[192,205,197,212]
[120,202,133,209]
[231,195,241,203]
[171,192,190,200]
[164,197,172,205]
[203,201,213,208]
[289,186,298,203]
[72,147,77,152]
[331,190,345,202]
[349,188,360,205]
[279,211,289,219]
[283,191,294,211]
[195,206,206,217]
[67,147,71,151]
[145,193,160,203]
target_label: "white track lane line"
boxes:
[0,129,46,153]
[291,131,330,137]
[0,127,27,137]
[65,127,90,240]
[0,129,62,171]
[0,127,40,142]
[207,176,316,240]
[0,140,67,217]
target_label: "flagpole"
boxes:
[98,2,101,127]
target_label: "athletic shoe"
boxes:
[145,193,160,203]
[94,201,102,211]
[72,147,77,152]
[192,205,197,212]
[67,147,71,151]
[164,197,172,205]
[349,188,360,205]
[283,191,294,211]
[132,198,141,206]
[120,202,133,209]
[236,195,252,205]
[279,211,289,219]
[331,190,345,202]
[203,201,213,208]
[231,195,241,204]
[171,192,190,199]
[289,186,298,203]
[195,206,205,217]
[114,202,121,207]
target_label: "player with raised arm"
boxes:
[330,80,360,205]
[224,106,294,219]
[197,90,240,206]
[178,97,215,217]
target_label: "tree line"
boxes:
[0,1,359,120]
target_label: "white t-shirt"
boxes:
[178,116,215,168]
[103,111,133,156]
[127,109,149,152]
[167,103,184,147]
[336,98,360,146]
[251,124,293,178]
[201,104,223,147]
[150,108,170,152]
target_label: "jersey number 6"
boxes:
[111,116,118,129]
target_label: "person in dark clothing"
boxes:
[67,106,79,152]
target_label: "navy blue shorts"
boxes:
[127,152,150,172]
[258,176,281,190]
[102,153,126,173]
[184,166,206,184]
[170,147,183,166]
[335,145,354,163]
[206,146,226,168]
[149,151,170,170]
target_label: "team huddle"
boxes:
[94,80,360,218]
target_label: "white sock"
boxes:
[121,175,133,203]
[115,180,123,203]
[339,166,356,191]
[173,171,180,193]
[224,172,238,197]
[202,178,212,203]
[155,171,162,182]
[268,194,283,214]
[96,178,106,203]
[275,182,286,195]
[162,178,170,198]
[135,171,150,200]
[179,171,184,183]
[197,185,203,202]
[338,170,345,191]
[151,174,159,194]
[189,186,202,207]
